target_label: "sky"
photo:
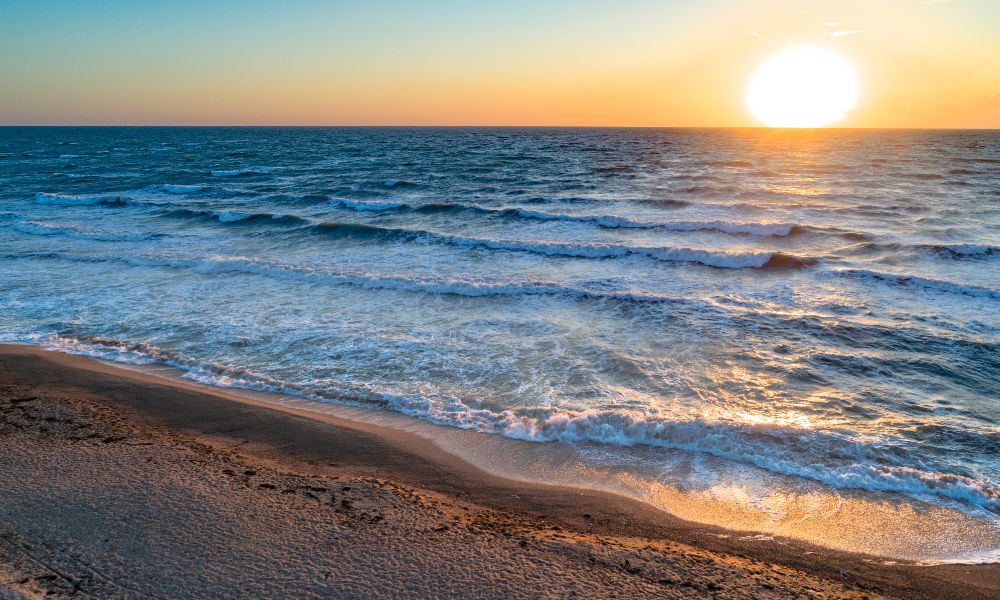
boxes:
[1,0,998,127]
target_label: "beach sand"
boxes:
[0,345,996,599]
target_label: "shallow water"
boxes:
[1,127,998,560]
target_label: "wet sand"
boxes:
[0,345,996,599]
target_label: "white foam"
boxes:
[211,167,266,177]
[206,211,303,224]
[330,198,407,211]
[159,184,204,194]
[214,212,253,223]
[33,192,126,206]
[66,172,141,179]
[212,168,251,177]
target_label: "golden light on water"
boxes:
[746,45,860,128]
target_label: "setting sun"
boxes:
[746,45,860,128]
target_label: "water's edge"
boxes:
[12,341,998,565]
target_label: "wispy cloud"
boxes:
[827,30,862,37]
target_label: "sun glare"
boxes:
[746,45,860,128]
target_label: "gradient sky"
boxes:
[1,0,998,127]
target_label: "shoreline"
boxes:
[1,344,998,598]
[9,341,999,564]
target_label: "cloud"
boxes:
[822,22,840,28]
[826,30,862,37]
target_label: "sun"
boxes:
[745,45,860,128]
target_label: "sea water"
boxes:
[1,127,997,560]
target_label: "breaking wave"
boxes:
[11,221,153,242]
[330,199,800,236]
[164,208,310,226]
[33,192,133,206]
[159,184,204,194]
[929,244,1000,259]
[835,268,1000,300]
[311,221,815,268]
[211,167,268,177]
[8,250,686,305]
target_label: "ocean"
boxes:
[1,126,998,561]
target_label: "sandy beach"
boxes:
[0,344,996,599]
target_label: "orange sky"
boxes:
[1,0,998,127]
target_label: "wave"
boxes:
[64,172,141,179]
[33,192,132,207]
[709,159,753,168]
[11,221,153,242]
[330,199,800,236]
[311,221,814,269]
[635,198,692,209]
[591,165,634,174]
[164,208,310,226]
[17,332,1000,514]
[382,179,416,187]
[956,157,1000,165]
[215,212,302,224]
[802,225,868,241]
[929,244,1000,259]
[18,247,990,362]
[330,198,408,212]
[399,402,1000,514]
[185,257,689,304]
[159,184,204,194]
[14,250,685,305]
[840,241,1000,261]
[835,269,1000,300]
[488,208,800,236]
[211,167,267,177]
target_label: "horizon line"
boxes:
[1,124,998,131]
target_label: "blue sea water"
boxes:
[1,127,998,556]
